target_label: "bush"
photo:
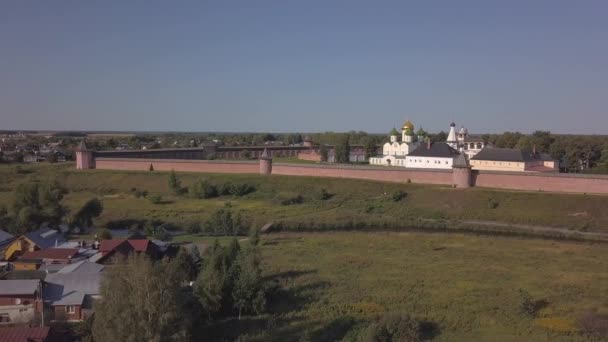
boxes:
[487,198,499,209]
[148,194,163,204]
[189,179,218,199]
[577,311,608,337]
[316,188,332,201]
[204,209,248,236]
[359,313,421,342]
[219,182,233,196]
[392,190,407,202]
[281,195,304,206]
[187,222,202,235]
[98,228,112,240]
[133,189,148,198]
[518,289,547,317]
[229,183,256,197]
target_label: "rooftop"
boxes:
[471,147,548,162]
[408,142,459,158]
[0,279,40,295]
[19,248,79,261]
[43,273,101,306]
[24,227,66,249]
[0,327,52,342]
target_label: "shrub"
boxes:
[577,311,608,337]
[487,198,499,209]
[187,222,202,235]
[219,182,233,196]
[281,195,304,206]
[518,289,546,317]
[359,313,421,342]
[392,190,407,202]
[133,189,148,198]
[316,188,332,201]
[148,194,163,204]
[204,209,248,236]
[229,183,256,197]
[98,228,112,240]
[189,179,218,199]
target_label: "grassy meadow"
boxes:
[247,232,608,341]
[1,163,608,236]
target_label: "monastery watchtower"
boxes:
[75,140,94,170]
[259,148,273,175]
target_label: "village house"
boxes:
[93,239,158,264]
[43,273,101,322]
[4,228,66,261]
[13,248,80,271]
[0,279,42,325]
[0,326,66,342]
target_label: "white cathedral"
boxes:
[369,120,486,169]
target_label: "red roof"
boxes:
[128,239,150,252]
[0,327,51,342]
[99,239,129,252]
[20,248,79,261]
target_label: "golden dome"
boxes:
[402,120,414,131]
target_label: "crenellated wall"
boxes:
[89,157,608,195]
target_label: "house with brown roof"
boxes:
[3,228,66,261]
[13,248,79,271]
[0,326,66,342]
[94,239,158,264]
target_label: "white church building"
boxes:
[370,120,479,169]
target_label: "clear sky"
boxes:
[1,1,607,134]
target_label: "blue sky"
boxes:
[1,1,607,134]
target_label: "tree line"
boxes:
[87,231,267,341]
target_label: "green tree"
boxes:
[362,137,377,159]
[194,244,227,318]
[600,143,608,164]
[71,198,103,228]
[232,247,266,319]
[175,247,198,282]
[11,180,66,233]
[168,170,181,195]
[335,135,351,163]
[319,144,329,162]
[93,255,191,341]
[189,179,218,199]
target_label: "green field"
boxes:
[250,232,608,341]
[1,163,608,236]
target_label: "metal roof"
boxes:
[408,142,459,158]
[0,327,51,342]
[0,230,14,243]
[24,228,66,250]
[43,273,101,306]
[58,260,104,274]
[471,147,538,162]
[0,279,40,295]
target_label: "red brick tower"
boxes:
[75,140,94,170]
[259,148,272,175]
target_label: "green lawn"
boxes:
[246,232,608,341]
[2,163,608,237]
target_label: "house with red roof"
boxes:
[0,326,66,342]
[95,239,157,264]
[13,248,79,271]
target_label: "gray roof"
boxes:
[0,279,40,295]
[24,227,66,249]
[0,230,14,243]
[462,135,485,143]
[43,273,101,306]
[58,260,104,274]
[471,147,541,162]
[453,153,470,168]
[408,142,459,158]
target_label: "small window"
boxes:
[67,306,76,314]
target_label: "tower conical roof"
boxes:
[453,153,469,168]
[260,148,271,159]
[389,127,399,136]
[76,139,89,151]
